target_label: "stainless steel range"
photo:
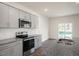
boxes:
[23,36,34,56]
[16,32,35,56]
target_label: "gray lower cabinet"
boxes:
[34,35,42,49]
[0,40,22,56]
[15,40,23,56]
[0,3,9,28]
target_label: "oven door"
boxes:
[23,39,34,52]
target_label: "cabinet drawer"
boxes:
[0,40,17,51]
[0,40,22,56]
[0,46,16,56]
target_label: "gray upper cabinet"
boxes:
[0,3,19,28]
[19,10,31,28]
[25,12,31,22]
[19,10,31,21]
[31,15,39,29]
[0,3,9,28]
[0,3,37,29]
[19,10,26,20]
[9,7,19,28]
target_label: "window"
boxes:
[58,23,72,39]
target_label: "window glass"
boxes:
[58,23,72,39]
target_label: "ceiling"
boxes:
[18,2,79,18]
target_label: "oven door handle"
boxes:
[24,39,29,41]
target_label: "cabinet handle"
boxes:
[18,18,20,28]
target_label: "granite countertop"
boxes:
[28,34,41,37]
[0,34,41,45]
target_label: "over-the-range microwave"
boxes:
[19,18,31,28]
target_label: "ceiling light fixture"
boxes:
[44,8,48,12]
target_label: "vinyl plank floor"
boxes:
[32,39,79,56]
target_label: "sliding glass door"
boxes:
[58,23,72,39]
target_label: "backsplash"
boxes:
[0,29,16,40]
[0,28,39,40]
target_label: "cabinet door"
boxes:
[35,36,42,49]
[37,36,42,47]
[35,38,39,49]
[31,15,38,29]
[16,40,23,56]
[20,11,31,21]
[35,37,40,49]
[25,13,31,21]
[0,41,17,56]
[19,10,26,20]
[0,3,9,28]
[0,40,22,56]
[9,7,19,28]
[0,46,16,56]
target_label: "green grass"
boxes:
[59,32,72,35]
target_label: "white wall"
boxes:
[38,15,49,42]
[0,2,49,42]
[49,14,79,40]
